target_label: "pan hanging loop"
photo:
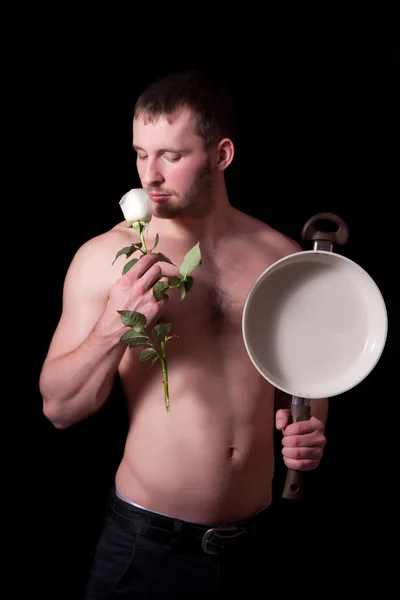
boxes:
[302,212,349,252]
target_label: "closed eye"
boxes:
[164,154,181,163]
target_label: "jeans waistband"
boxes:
[109,488,273,555]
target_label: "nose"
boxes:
[142,158,164,187]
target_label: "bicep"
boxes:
[43,250,109,362]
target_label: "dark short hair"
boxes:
[133,68,236,148]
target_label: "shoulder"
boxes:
[70,221,133,264]
[232,209,302,261]
[64,221,136,285]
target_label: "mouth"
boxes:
[149,193,171,203]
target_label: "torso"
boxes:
[100,209,299,523]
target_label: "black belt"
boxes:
[110,490,272,556]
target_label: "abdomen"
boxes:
[117,341,275,523]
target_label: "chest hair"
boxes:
[204,270,237,332]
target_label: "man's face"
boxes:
[132,108,214,219]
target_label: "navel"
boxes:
[228,446,236,459]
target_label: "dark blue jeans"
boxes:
[84,489,295,599]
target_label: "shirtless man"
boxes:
[39,68,327,599]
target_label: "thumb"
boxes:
[275,408,291,431]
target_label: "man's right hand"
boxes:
[106,252,168,332]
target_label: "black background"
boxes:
[8,36,394,597]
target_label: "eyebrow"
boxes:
[133,144,187,154]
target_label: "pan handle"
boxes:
[282,397,311,500]
[302,212,349,249]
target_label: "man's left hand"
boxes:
[275,409,326,471]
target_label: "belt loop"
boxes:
[171,518,183,549]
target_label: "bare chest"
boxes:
[112,232,275,341]
[160,261,252,337]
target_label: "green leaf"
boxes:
[118,310,147,330]
[179,282,186,300]
[153,281,170,300]
[183,276,193,294]
[112,246,133,265]
[120,329,149,344]
[179,242,202,278]
[122,257,139,275]
[152,323,172,344]
[128,337,149,348]
[168,275,182,287]
[150,234,159,252]
[157,252,176,266]
[139,348,158,362]
[178,277,193,299]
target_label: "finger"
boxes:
[283,416,324,437]
[283,457,321,471]
[282,445,323,461]
[281,432,326,448]
[140,263,163,290]
[128,252,160,279]
[275,409,291,430]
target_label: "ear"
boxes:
[215,138,234,171]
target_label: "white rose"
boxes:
[119,188,152,224]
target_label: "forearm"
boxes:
[40,324,127,429]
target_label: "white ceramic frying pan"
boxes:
[242,213,388,500]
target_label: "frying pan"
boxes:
[242,213,388,500]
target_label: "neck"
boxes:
[148,182,234,248]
